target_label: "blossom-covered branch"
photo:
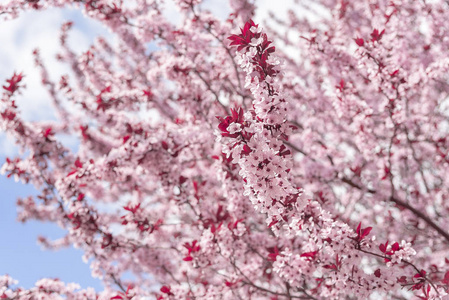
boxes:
[1,0,449,299]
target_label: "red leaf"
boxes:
[241,144,252,155]
[268,218,278,228]
[391,242,400,252]
[442,271,449,285]
[397,276,407,284]
[374,269,381,278]
[414,269,426,278]
[356,222,361,236]
[390,69,399,77]
[123,135,131,143]
[301,251,318,261]
[211,222,222,234]
[228,218,243,230]
[267,246,280,262]
[379,241,388,253]
[361,227,372,239]
[123,203,140,214]
[337,78,345,91]
[3,72,24,94]
[354,37,364,46]
[43,127,53,138]
[125,284,135,295]
[160,286,172,295]
[143,89,153,99]
[323,264,337,270]
[74,159,83,168]
[179,176,187,184]
[183,240,200,255]
[370,28,385,42]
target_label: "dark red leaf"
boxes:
[354,37,364,46]
[391,242,400,252]
[442,271,449,285]
[379,241,388,253]
[356,222,361,236]
[374,269,381,278]
[3,72,24,94]
[74,159,83,168]
[300,251,318,261]
[160,286,172,295]
[361,227,372,239]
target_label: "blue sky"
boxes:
[0,5,110,291]
[0,0,294,291]
[0,171,104,290]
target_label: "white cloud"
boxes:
[255,0,297,22]
[0,134,18,157]
[202,0,231,20]
[0,1,305,159]
[0,6,110,156]
[0,7,109,120]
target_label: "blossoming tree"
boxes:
[1,0,449,299]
